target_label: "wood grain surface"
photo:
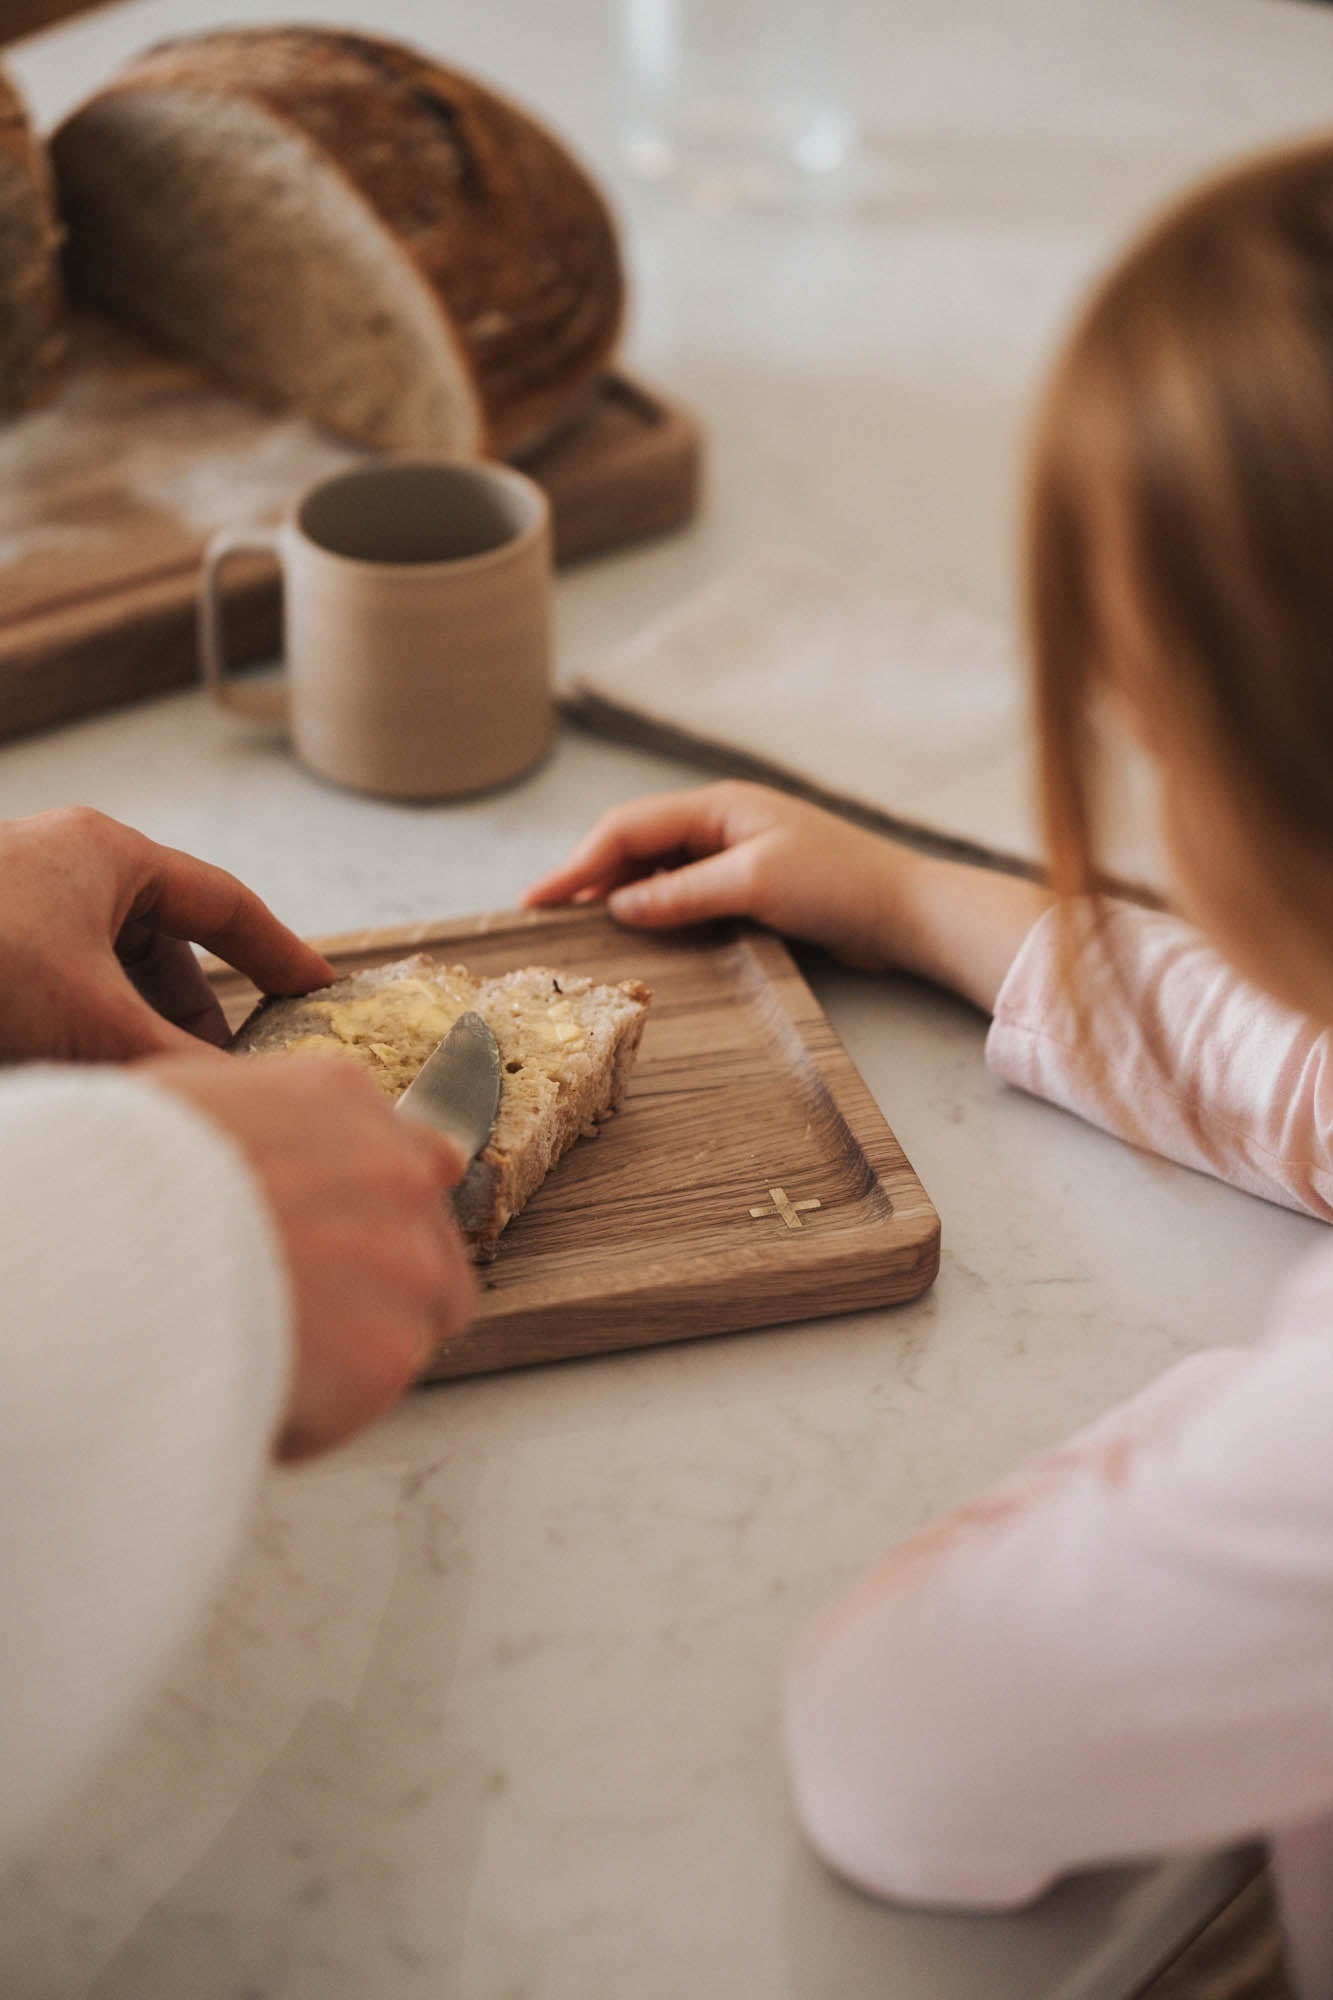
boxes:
[0,316,702,746]
[207,907,941,1381]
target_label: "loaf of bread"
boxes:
[51,27,625,456]
[233,954,650,1257]
[0,64,61,416]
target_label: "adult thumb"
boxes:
[90,974,230,1063]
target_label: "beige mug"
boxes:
[199,459,554,799]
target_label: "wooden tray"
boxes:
[0,316,702,747]
[207,907,939,1380]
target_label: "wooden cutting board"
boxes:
[0,315,702,748]
[207,906,940,1380]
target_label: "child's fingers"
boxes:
[568,879,627,907]
[521,791,731,907]
[605,847,759,929]
[524,859,620,908]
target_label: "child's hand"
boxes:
[525,780,1053,1011]
[523,782,901,969]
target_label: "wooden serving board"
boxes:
[207,906,940,1380]
[0,316,702,747]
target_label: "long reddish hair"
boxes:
[1026,138,1333,966]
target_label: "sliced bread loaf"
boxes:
[1,64,61,416]
[232,954,650,1257]
[50,28,625,457]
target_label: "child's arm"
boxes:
[524,782,1050,1012]
[787,1244,1333,1906]
[529,782,1333,1221]
[990,900,1333,1222]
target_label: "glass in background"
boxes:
[618,0,860,211]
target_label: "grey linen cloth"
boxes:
[565,546,1166,897]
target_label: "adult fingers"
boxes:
[274,1276,424,1462]
[122,837,334,995]
[117,928,233,1046]
[605,845,760,929]
[426,1209,478,1348]
[522,790,736,907]
[394,1127,479,1341]
[393,1130,478,1342]
[87,971,230,1062]
[399,1117,469,1193]
[276,1222,475,1463]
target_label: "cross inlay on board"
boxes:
[749,1187,822,1231]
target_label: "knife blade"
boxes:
[396,1010,502,1164]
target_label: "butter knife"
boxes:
[396,1010,502,1164]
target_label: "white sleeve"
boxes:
[785,1243,1333,1908]
[0,1066,291,1860]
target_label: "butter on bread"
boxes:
[231,954,650,1257]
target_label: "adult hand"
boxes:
[143,1053,478,1459]
[0,806,333,1063]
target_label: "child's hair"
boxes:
[1025,136,1333,947]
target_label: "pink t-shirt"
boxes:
[785,903,1333,1992]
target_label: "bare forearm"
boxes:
[871,846,1051,1013]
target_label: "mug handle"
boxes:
[198,525,288,721]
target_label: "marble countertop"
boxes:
[3,1,1332,1995]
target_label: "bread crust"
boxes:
[0,64,63,415]
[51,27,624,455]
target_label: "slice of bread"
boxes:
[1,64,62,416]
[232,954,650,1257]
[51,28,624,457]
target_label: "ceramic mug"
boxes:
[198,459,554,799]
